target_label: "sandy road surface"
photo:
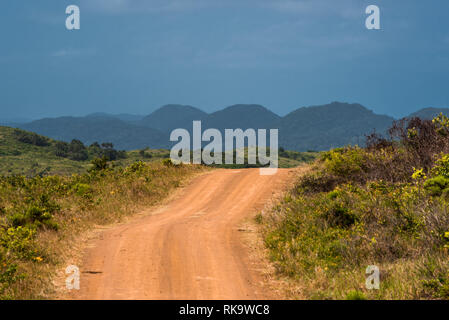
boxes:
[71,168,293,300]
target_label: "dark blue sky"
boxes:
[1,0,448,120]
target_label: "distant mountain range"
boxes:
[19,116,167,150]
[11,102,449,151]
[85,112,145,123]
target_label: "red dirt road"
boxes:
[71,168,293,300]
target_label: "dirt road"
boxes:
[71,168,293,300]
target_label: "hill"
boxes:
[85,113,144,123]
[0,126,313,175]
[408,107,449,120]
[140,104,281,148]
[0,126,90,175]
[0,126,174,176]
[277,102,394,151]
[12,102,417,152]
[18,116,168,150]
[140,104,208,132]
[203,104,280,131]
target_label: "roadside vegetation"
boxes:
[0,156,204,299]
[0,126,172,176]
[201,147,318,169]
[259,114,449,299]
[1,126,312,176]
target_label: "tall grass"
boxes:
[259,114,449,300]
[0,160,205,299]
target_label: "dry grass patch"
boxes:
[0,160,207,299]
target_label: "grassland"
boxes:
[0,126,315,176]
[0,158,206,299]
[0,126,87,176]
[0,125,214,299]
[0,125,317,299]
[258,115,449,299]
[0,125,176,176]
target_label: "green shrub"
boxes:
[0,226,36,260]
[424,176,449,196]
[263,167,449,298]
[432,113,449,137]
[54,141,69,158]
[324,203,357,228]
[297,169,340,193]
[323,147,367,177]
[163,158,175,167]
[9,206,58,230]
[0,262,24,298]
[420,256,449,299]
[432,154,449,178]
[72,183,93,199]
[90,157,109,171]
[13,130,50,147]
[262,115,449,299]
[345,290,367,300]
[127,161,145,173]
[5,193,59,231]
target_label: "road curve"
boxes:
[71,168,293,300]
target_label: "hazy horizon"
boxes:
[1,1,448,120]
[3,101,449,124]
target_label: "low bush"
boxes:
[13,130,50,147]
[261,114,449,299]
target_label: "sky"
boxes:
[0,0,448,120]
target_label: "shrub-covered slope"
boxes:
[0,160,205,299]
[260,114,449,299]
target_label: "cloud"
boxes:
[79,0,217,14]
[27,8,62,25]
[232,14,377,58]
[81,0,129,13]
[79,0,362,16]
[51,48,97,58]
[68,0,378,69]
[444,35,449,44]
[185,19,377,69]
[264,0,362,19]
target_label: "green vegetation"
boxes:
[0,126,204,299]
[1,126,312,175]
[278,147,318,168]
[259,114,449,299]
[277,102,393,151]
[19,102,399,152]
[201,147,318,169]
[0,126,171,176]
[19,116,167,151]
[0,157,204,299]
[0,125,317,299]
